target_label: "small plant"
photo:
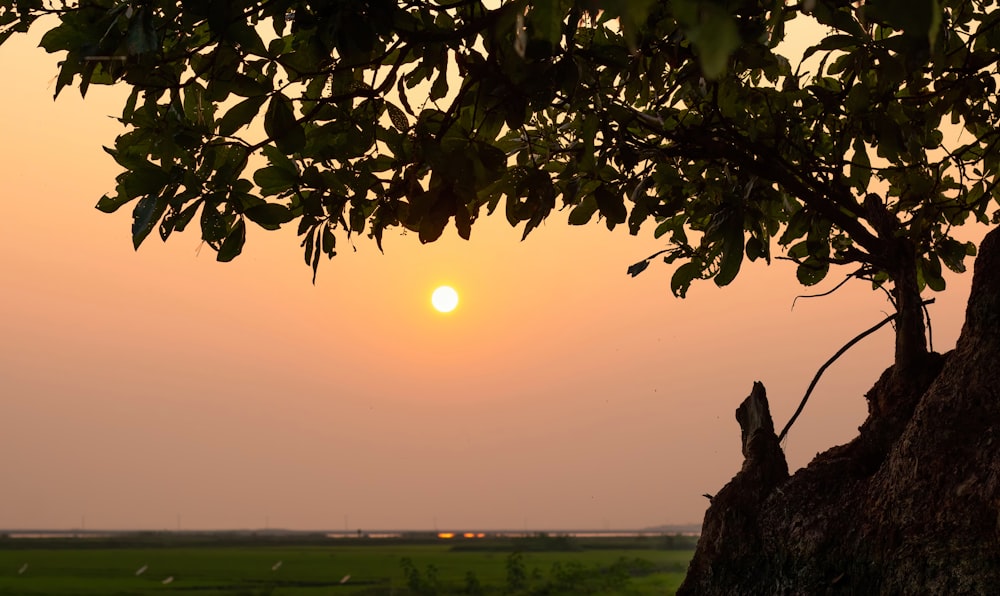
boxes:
[462,570,483,595]
[400,556,441,596]
[505,552,527,593]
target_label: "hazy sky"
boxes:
[0,21,981,532]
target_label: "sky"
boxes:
[0,20,982,532]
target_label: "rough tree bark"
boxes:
[679,226,1000,595]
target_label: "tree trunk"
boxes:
[890,241,928,378]
[679,227,1000,594]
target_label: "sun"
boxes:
[431,286,459,313]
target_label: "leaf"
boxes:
[200,204,228,242]
[183,82,213,127]
[802,35,858,61]
[746,236,764,262]
[430,68,449,101]
[568,195,598,225]
[386,102,409,132]
[125,7,158,56]
[121,164,171,198]
[264,92,306,154]
[244,203,294,229]
[627,259,650,277]
[455,203,472,240]
[796,258,830,286]
[131,195,167,249]
[218,95,267,136]
[529,0,564,47]
[217,218,246,262]
[614,0,657,49]
[850,138,872,191]
[671,261,703,298]
[172,199,204,233]
[96,192,133,214]
[937,238,969,273]
[418,189,454,244]
[594,185,626,230]
[253,165,297,195]
[921,255,945,291]
[714,225,744,287]
[810,1,866,37]
[865,0,941,46]
[683,4,741,79]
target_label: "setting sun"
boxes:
[431,286,459,313]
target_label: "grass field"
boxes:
[0,535,694,595]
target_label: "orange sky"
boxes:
[0,23,980,531]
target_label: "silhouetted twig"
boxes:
[777,298,936,443]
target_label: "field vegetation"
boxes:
[0,533,694,595]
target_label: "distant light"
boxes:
[437,532,455,539]
[135,564,148,576]
[463,532,476,538]
[431,286,459,313]
[476,533,486,538]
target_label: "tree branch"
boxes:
[777,298,936,443]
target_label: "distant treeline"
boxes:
[0,531,697,552]
[449,533,698,553]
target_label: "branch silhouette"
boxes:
[778,298,936,443]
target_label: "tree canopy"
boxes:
[2,0,998,366]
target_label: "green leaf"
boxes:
[245,203,294,229]
[264,93,306,154]
[218,95,267,136]
[937,238,969,273]
[321,223,336,256]
[594,185,626,230]
[865,0,941,46]
[419,196,453,244]
[714,226,744,287]
[125,7,158,56]
[683,4,741,79]
[430,67,449,101]
[121,164,171,198]
[671,261,703,298]
[183,82,214,127]
[253,165,297,195]
[386,102,409,132]
[568,195,598,225]
[627,259,650,277]
[850,138,872,191]
[455,203,472,240]
[200,204,228,242]
[529,0,564,47]
[921,255,945,291]
[796,258,830,286]
[746,236,764,262]
[811,1,866,37]
[613,0,657,49]
[131,195,167,249]
[96,192,133,214]
[217,218,246,262]
[803,35,859,61]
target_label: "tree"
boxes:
[3,0,1000,590]
[3,0,995,373]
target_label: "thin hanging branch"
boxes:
[923,300,934,352]
[790,272,859,310]
[777,298,936,443]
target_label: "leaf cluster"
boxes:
[5,0,998,292]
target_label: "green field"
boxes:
[0,535,694,595]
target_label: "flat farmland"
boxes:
[0,534,695,595]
